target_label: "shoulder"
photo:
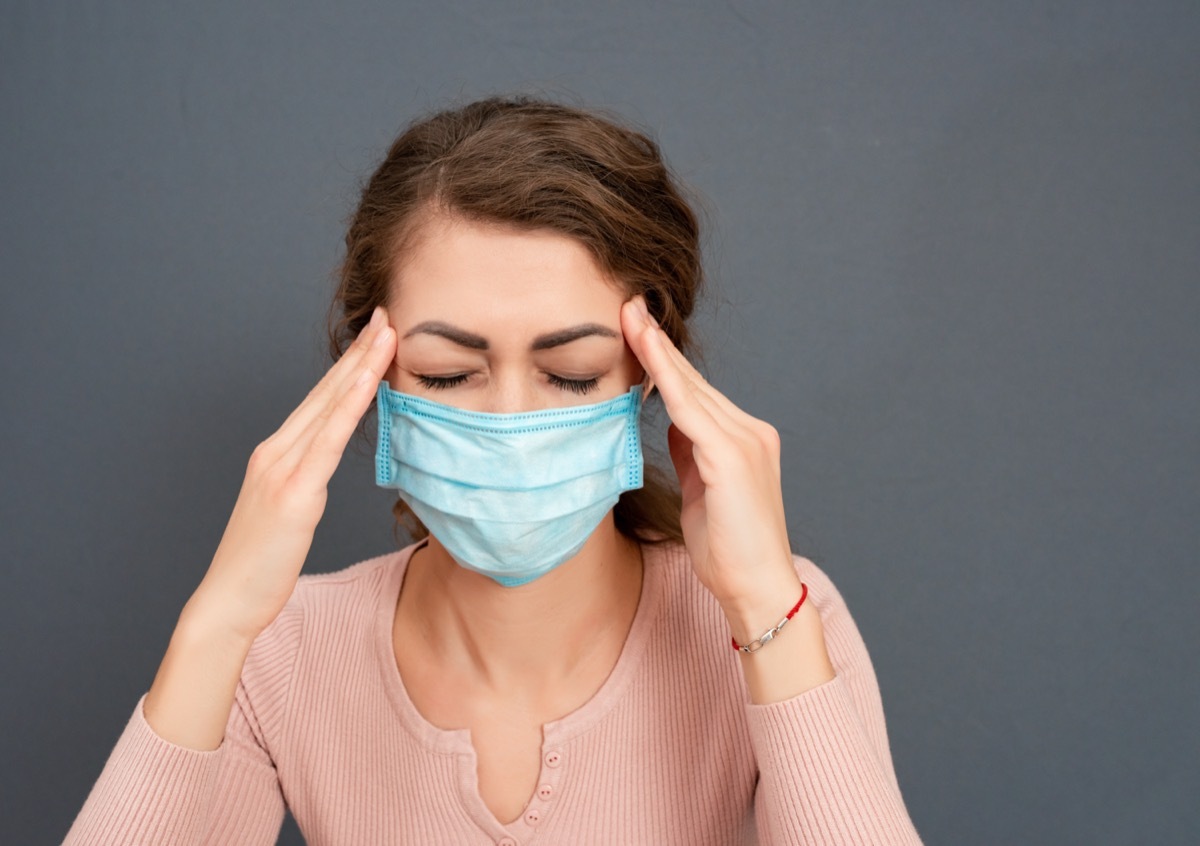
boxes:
[234,549,407,741]
[290,551,402,615]
[242,550,405,682]
[790,552,856,627]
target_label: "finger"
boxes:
[621,297,746,429]
[623,302,753,443]
[292,325,396,484]
[283,321,394,468]
[629,311,738,449]
[620,298,656,384]
[271,308,386,448]
[668,347,784,487]
[685,376,751,439]
[648,320,761,429]
[621,294,759,430]
[647,320,786,488]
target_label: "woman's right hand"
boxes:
[142,307,396,751]
[187,306,398,641]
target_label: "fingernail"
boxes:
[369,307,383,328]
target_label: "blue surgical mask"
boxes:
[374,381,645,586]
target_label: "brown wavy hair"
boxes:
[327,94,705,547]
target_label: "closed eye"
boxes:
[415,373,602,395]
[546,373,601,395]
[415,373,470,390]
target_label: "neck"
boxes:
[399,515,644,693]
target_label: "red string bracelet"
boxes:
[731,582,809,653]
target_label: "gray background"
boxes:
[2,2,1196,844]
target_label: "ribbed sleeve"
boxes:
[62,694,227,845]
[62,605,302,846]
[745,556,924,844]
[748,676,921,844]
[62,544,924,844]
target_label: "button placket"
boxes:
[512,747,562,832]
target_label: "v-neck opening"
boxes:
[374,534,668,838]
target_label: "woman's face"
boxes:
[383,214,648,412]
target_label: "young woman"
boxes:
[64,96,923,844]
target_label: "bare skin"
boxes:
[141,211,834,828]
[143,304,400,751]
[393,516,643,823]
[383,215,652,823]
[383,213,833,823]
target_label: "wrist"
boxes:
[178,588,264,652]
[719,572,807,647]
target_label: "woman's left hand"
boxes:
[621,296,805,642]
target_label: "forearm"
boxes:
[142,592,258,751]
[734,559,925,843]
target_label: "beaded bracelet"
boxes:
[730,582,809,653]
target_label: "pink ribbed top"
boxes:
[63,538,923,844]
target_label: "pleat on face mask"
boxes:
[374,382,645,586]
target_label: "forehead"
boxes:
[389,215,627,320]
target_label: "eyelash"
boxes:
[416,373,602,395]
[548,373,602,395]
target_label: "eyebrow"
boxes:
[402,320,620,351]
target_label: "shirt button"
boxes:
[537,783,554,800]
[525,809,541,825]
[544,750,562,768]
[498,838,518,846]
